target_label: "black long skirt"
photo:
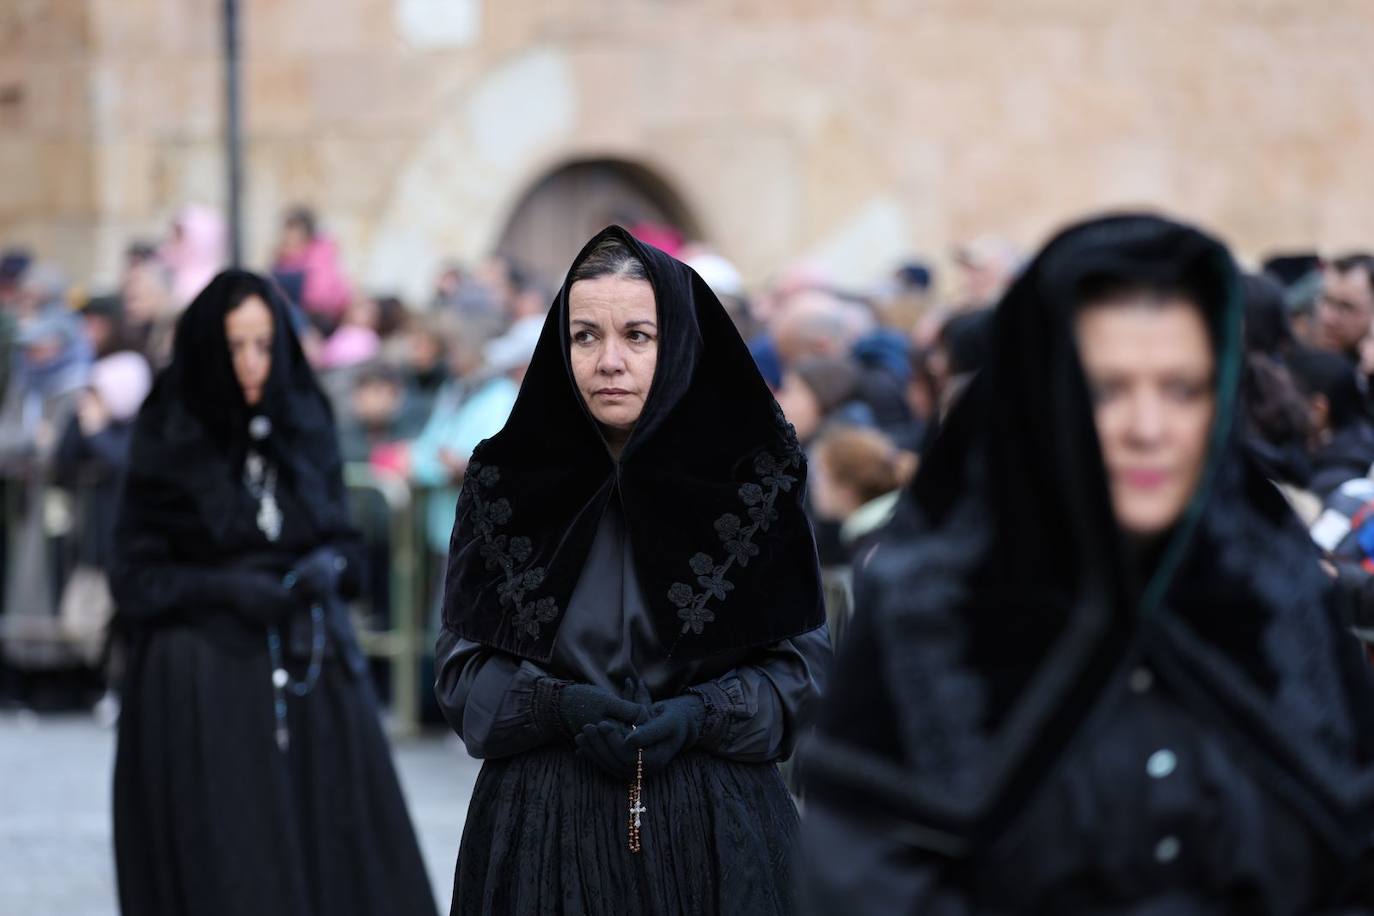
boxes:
[453,745,799,915]
[113,621,438,916]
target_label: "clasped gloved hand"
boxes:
[557,682,647,739]
[625,695,706,776]
[568,679,652,778]
[576,692,708,779]
[284,546,345,603]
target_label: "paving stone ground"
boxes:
[0,710,482,915]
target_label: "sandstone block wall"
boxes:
[3,0,1373,300]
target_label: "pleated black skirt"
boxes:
[453,745,799,915]
[113,622,438,916]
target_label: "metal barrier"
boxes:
[0,475,106,670]
[343,463,425,735]
[1,464,857,733]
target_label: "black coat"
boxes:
[110,270,436,916]
[801,215,1374,912]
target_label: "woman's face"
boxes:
[569,275,658,432]
[225,295,274,407]
[1075,298,1216,539]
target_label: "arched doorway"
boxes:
[495,159,701,288]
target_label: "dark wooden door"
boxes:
[496,159,698,288]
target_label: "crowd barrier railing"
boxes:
[2,467,857,736]
[343,463,427,735]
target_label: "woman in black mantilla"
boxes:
[801,214,1374,912]
[437,226,831,915]
[111,270,438,916]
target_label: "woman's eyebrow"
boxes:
[623,319,658,330]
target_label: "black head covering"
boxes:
[120,269,348,555]
[816,214,1374,855]
[442,226,824,662]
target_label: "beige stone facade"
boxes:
[4,0,1374,299]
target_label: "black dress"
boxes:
[801,216,1374,913]
[111,270,437,916]
[438,227,832,915]
[438,502,829,914]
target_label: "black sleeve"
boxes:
[433,627,565,759]
[689,623,831,763]
[110,477,265,622]
[109,522,246,622]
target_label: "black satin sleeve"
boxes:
[434,627,565,759]
[690,624,831,762]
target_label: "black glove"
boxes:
[555,682,647,738]
[285,546,344,603]
[575,721,640,778]
[625,695,706,776]
[222,571,297,623]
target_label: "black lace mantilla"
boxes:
[669,411,804,635]
[462,461,559,639]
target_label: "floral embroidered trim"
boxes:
[463,461,559,639]
[668,440,803,635]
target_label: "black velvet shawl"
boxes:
[808,214,1374,857]
[118,269,351,560]
[441,226,824,663]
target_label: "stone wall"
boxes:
[4,0,1374,299]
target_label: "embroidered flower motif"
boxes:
[697,574,734,600]
[514,596,559,639]
[689,553,716,576]
[723,537,760,566]
[748,504,779,532]
[461,463,561,640]
[487,498,512,526]
[679,604,716,635]
[479,537,510,571]
[669,432,802,635]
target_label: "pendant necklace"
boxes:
[243,416,282,542]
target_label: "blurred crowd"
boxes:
[5,202,1374,708]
